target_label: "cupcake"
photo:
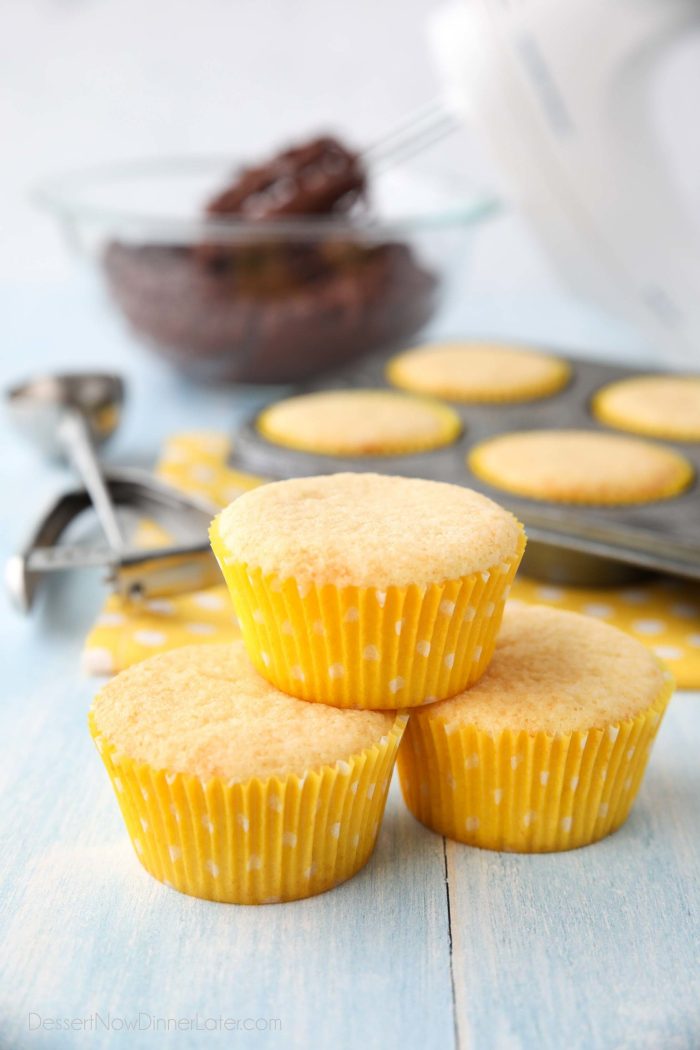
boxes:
[256,389,462,456]
[210,473,525,709]
[398,604,673,853]
[387,340,570,403]
[592,375,700,442]
[89,642,406,904]
[468,429,692,504]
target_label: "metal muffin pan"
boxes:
[231,349,700,584]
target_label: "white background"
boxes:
[2,0,699,357]
[0,0,554,290]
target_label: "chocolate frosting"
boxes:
[206,136,366,219]
[102,134,438,383]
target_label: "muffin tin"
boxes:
[232,348,700,584]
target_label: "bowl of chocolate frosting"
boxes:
[38,137,497,383]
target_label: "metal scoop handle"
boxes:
[58,408,125,550]
[6,468,222,613]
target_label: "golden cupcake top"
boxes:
[468,428,693,504]
[90,642,398,782]
[387,340,570,403]
[592,374,700,442]
[213,472,524,588]
[256,389,461,456]
[419,604,669,735]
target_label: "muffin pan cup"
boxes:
[232,351,700,584]
[89,709,407,905]
[386,344,572,404]
[396,673,674,853]
[210,520,525,710]
[256,390,463,457]
[592,377,700,442]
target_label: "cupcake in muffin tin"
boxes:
[468,429,693,506]
[386,340,571,404]
[592,375,700,442]
[256,389,462,457]
[233,347,699,586]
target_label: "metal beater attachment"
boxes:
[5,372,221,613]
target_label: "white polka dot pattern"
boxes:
[397,682,671,853]
[82,432,700,692]
[133,630,168,647]
[214,539,525,709]
[89,702,406,905]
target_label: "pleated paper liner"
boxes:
[211,522,526,709]
[397,675,674,853]
[89,711,407,904]
[83,432,700,688]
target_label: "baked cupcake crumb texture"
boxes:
[387,341,570,403]
[90,642,405,903]
[214,472,524,588]
[92,642,396,782]
[592,375,700,441]
[422,605,667,734]
[468,428,693,505]
[256,389,462,456]
[398,605,673,853]
[211,473,525,708]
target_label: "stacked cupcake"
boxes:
[89,472,673,905]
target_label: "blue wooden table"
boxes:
[1,276,698,1050]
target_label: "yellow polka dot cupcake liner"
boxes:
[210,522,526,709]
[89,709,407,905]
[397,676,673,853]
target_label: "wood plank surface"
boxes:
[1,283,699,1050]
[446,696,700,1050]
[0,592,454,1050]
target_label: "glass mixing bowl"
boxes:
[38,156,498,384]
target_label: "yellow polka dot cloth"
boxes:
[509,577,700,688]
[82,431,700,688]
[82,432,259,677]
